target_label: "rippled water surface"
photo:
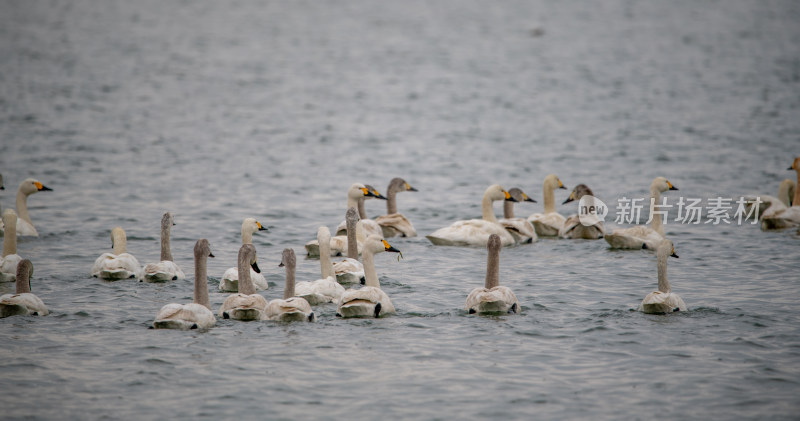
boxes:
[1,0,799,419]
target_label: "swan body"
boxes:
[1,210,22,282]
[266,249,315,322]
[499,187,538,243]
[142,212,185,282]
[527,174,568,237]
[376,178,418,238]
[639,239,686,314]
[153,239,216,329]
[559,184,605,239]
[465,234,520,315]
[0,178,52,237]
[605,177,678,250]
[295,227,345,304]
[91,227,142,280]
[762,159,800,229]
[219,218,268,292]
[744,179,794,221]
[337,235,401,318]
[218,244,268,321]
[1,260,48,318]
[427,184,518,247]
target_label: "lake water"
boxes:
[1,0,799,419]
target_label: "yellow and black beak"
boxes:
[670,247,679,258]
[251,260,261,273]
[406,183,418,192]
[523,194,536,203]
[558,180,567,190]
[382,239,401,253]
[503,190,518,203]
[371,189,387,200]
[35,181,52,191]
[562,191,576,205]
[667,181,679,191]
[208,252,215,258]
[256,221,268,231]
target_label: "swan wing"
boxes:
[465,286,519,314]
[376,213,417,238]
[0,292,48,317]
[427,219,515,247]
[143,260,185,282]
[528,212,566,237]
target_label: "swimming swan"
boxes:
[638,239,686,314]
[527,174,568,237]
[335,183,386,238]
[266,249,315,322]
[295,227,346,304]
[559,184,605,239]
[218,244,268,321]
[743,179,794,222]
[465,234,520,314]
[142,212,186,282]
[332,207,366,284]
[336,235,401,318]
[306,183,378,257]
[0,178,52,237]
[152,239,216,329]
[1,259,48,318]
[761,157,800,230]
[604,177,678,250]
[219,218,268,292]
[498,187,538,243]
[375,177,418,238]
[427,184,518,247]
[1,210,22,282]
[91,227,143,280]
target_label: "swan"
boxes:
[219,218,268,292]
[266,248,315,322]
[305,183,379,257]
[427,184,518,247]
[638,239,686,314]
[604,177,678,250]
[142,212,186,282]
[91,227,142,280]
[152,239,216,329]
[218,244,268,321]
[762,157,800,230]
[295,227,346,304]
[1,259,48,317]
[743,179,794,222]
[0,178,52,237]
[559,184,605,239]
[336,235,401,318]
[498,187,538,244]
[1,210,22,282]
[335,183,386,238]
[527,174,568,237]
[332,207,366,284]
[375,177,418,238]
[465,234,520,314]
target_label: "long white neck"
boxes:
[16,189,32,226]
[2,212,17,257]
[194,252,210,309]
[112,230,127,255]
[481,194,498,222]
[484,245,500,289]
[650,187,665,236]
[319,238,335,279]
[362,247,380,288]
[503,200,515,219]
[543,182,556,214]
[238,253,256,295]
[241,226,253,244]
[794,169,800,206]
[160,220,173,262]
[657,249,671,293]
[778,179,794,207]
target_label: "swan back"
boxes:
[237,244,260,295]
[279,248,297,299]
[2,209,17,257]
[193,239,214,308]
[15,259,33,294]
[485,234,502,289]
[111,227,128,255]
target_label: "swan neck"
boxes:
[283,263,295,299]
[650,188,664,236]
[481,194,498,222]
[778,180,794,207]
[362,248,379,288]
[386,189,398,214]
[657,251,670,293]
[238,253,256,295]
[160,222,172,262]
[503,200,515,219]
[112,231,127,255]
[794,169,800,206]
[319,239,335,279]
[543,182,556,214]
[2,216,16,257]
[15,268,30,294]
[193,254,210,308]
[484,246,500,289]
[346,214,359,259]
[241,226,253,245]
[15,190,32,225]
[357,198,367,219]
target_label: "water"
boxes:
[1,0,799,419]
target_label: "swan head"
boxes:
[1,209,16,228]
[364,234,401,255]
[508,188,536,203]
[317,226,332,244]
[789,156,800,171]
[364,184,387,200]
[487,233,502,252]
[18,178,52,196]
[485,184,516,202]
[278,248,296,269]
[194,238,214,259]
[651,177,678,193]
[348,183,385,201]
[562,184,594,204]
[238,243,260,273]
[544,174,567,191]
[242,218,267,234]
[389,177,418,194]
[161,212,175,229]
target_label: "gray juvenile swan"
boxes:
[91,227,143,280]
[0,210,22,282]
[499,187,538,243]
[336,235,401,318]
[219,218,268,291]
[465,234,520,315]
[218,244,267,321]
[639,239,686,314]
[266,249,315,322]
[1,260,48,318]
[559,184,605,239]
[527,174,568,237]
[375,177,419,238]
[604,177,678,250]
[142,212,186,282]
[152,239,216,329]
[0,178,53,237]
[427,184,518,247]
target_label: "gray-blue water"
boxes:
[1,0,799,419]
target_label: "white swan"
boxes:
[142,212,186,282]
[335,183,386,238]
[604,177,678,250]
[375,177,418,238]
[1,259,48,317]
[152,239,216,329]
[499,187,538,244]
[332,207,366,284]
[639,239,686,314]
[91,227,142,280]
[762,157,800,230]
[465,234,520,314]
[527,174,568,237]
[266,249,315,322]
[0,178,52,237]
[219,218,268,291]
[295,227,346,305]
[337,235,401,318]
[306,183,381,257]
[0,210,22,282]
[218,244,268,321]
[559,184,605,239]
[427,184,518,247]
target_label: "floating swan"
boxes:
[218,244,268,321]
[761,157,800,230]
[266,249,315,322]
[559,184,605,239]
[527,174,567,237]
[152,239,216,329]
[91,227,142,280]
[639,239,686,314]
[295,227,345,305]
[604,177,678,250]
[219,218,268,292]
[142,212,185,282]
[375,177,418,238]
[742,179,794,223]
[427,184,518,247]
[332,207,366,284]
[336,235,401,318]
[1,259,48,318]
[0,210,22,282]
[306,183,379,257]
[465,234,520,314]
[0,178,52,237]
[335,183,386,238]
[499,187,538,244]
